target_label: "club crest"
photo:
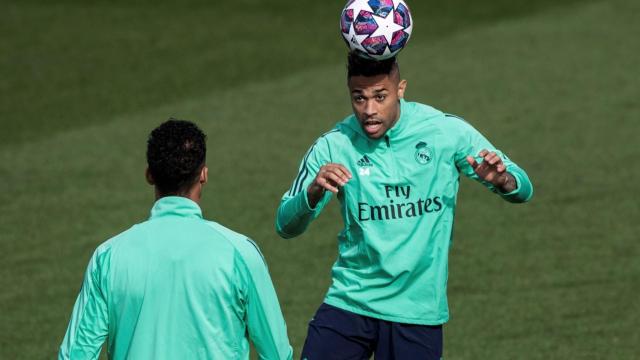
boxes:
[414,141,433,164]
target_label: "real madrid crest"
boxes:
[414,141,433,165]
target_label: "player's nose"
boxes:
[364,100,377,116]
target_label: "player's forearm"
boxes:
[306,185,326,209]
[498,173,517,194]
[251,321,294,360]
[58,300,107,360]
[59,254,109,360]
[275,191,316,238]
[498,167,533,203]
[246,271,293,360]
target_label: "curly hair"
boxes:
[347,52,398,78]
[146,119,206,195]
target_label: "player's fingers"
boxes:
[331,163,353,179]
[321,164,349,181]
[323,171,348,187]
[317,177,340,193]
[315,169,333,186]
[475,158,489,171]
[318,168,347,187]
[466,155,478,169]
[478,149,489,157]
[489,153,502,165]
[325,164,351,182]
[475,161,495,178]
[496,163,506,173]
[485,152,499,165]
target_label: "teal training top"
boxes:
[60,196,293,360]
[276,99,533,325]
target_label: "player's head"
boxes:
[347,52,407,139]
[146,119,208,199]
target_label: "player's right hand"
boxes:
[307,163,352,208]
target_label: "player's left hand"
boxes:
[466,149,516,193]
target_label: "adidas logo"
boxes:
[357,155,373,176]
[357,155,373,168]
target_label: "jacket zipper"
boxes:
[384,135,399,181]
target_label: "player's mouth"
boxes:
[362,119,383,136]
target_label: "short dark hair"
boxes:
[347,52,398,78]
[146,119,206,195]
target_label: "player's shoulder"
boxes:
[401,100,448,131]
[95,224,138,253]
[203,220,247,242]
[405,100,446,120]
[317,124,348,144]
[402,99,466,123]
[409,102,475,132]
[443,112,471,125]
[316,126,346,147]
[89,224,140,269]
[304,123,352,156]
[204,221,267,268]
[439,113,483,137]
[403,101,481,141]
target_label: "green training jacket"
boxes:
[60,196,293,360]
[276,99,533,325]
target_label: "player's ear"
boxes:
[397,79,407,99]
[199,166,208,185]
[145,167,155,185]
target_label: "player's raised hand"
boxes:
[307,163,352,208]
[466,150,516,193]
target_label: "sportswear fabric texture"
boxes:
[276,99,533,325]
[301,303,443,360]
[59,196,293,360]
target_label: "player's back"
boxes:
[102,196,253,359]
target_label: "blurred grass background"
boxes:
[1,0,639,358]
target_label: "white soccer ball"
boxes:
[340,0,413,60]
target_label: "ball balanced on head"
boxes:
[340,0,413,60]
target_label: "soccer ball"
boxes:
[340,0,413,60]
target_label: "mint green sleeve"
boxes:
[275,137,333,238]
[235,239,293,360]
[58,247,110,360]
[448,115,533,203]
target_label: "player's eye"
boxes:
[375,94,386,101]
[353,96,365,103]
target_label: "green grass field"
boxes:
[1,0,639,358]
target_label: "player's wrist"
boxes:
[497,173,517,193]
[306,184,325,209]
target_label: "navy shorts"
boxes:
[301,303,443,360]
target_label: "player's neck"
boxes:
[154,186,202,204]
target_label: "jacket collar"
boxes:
[149,196,203,220]
[386,98,411,140]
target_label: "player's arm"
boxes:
[465,150,519,193]
[58,248,110,360]
[235,239,293,360]
[449,115,533,203]
[306,163,352,207]
[275,136,350,238]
